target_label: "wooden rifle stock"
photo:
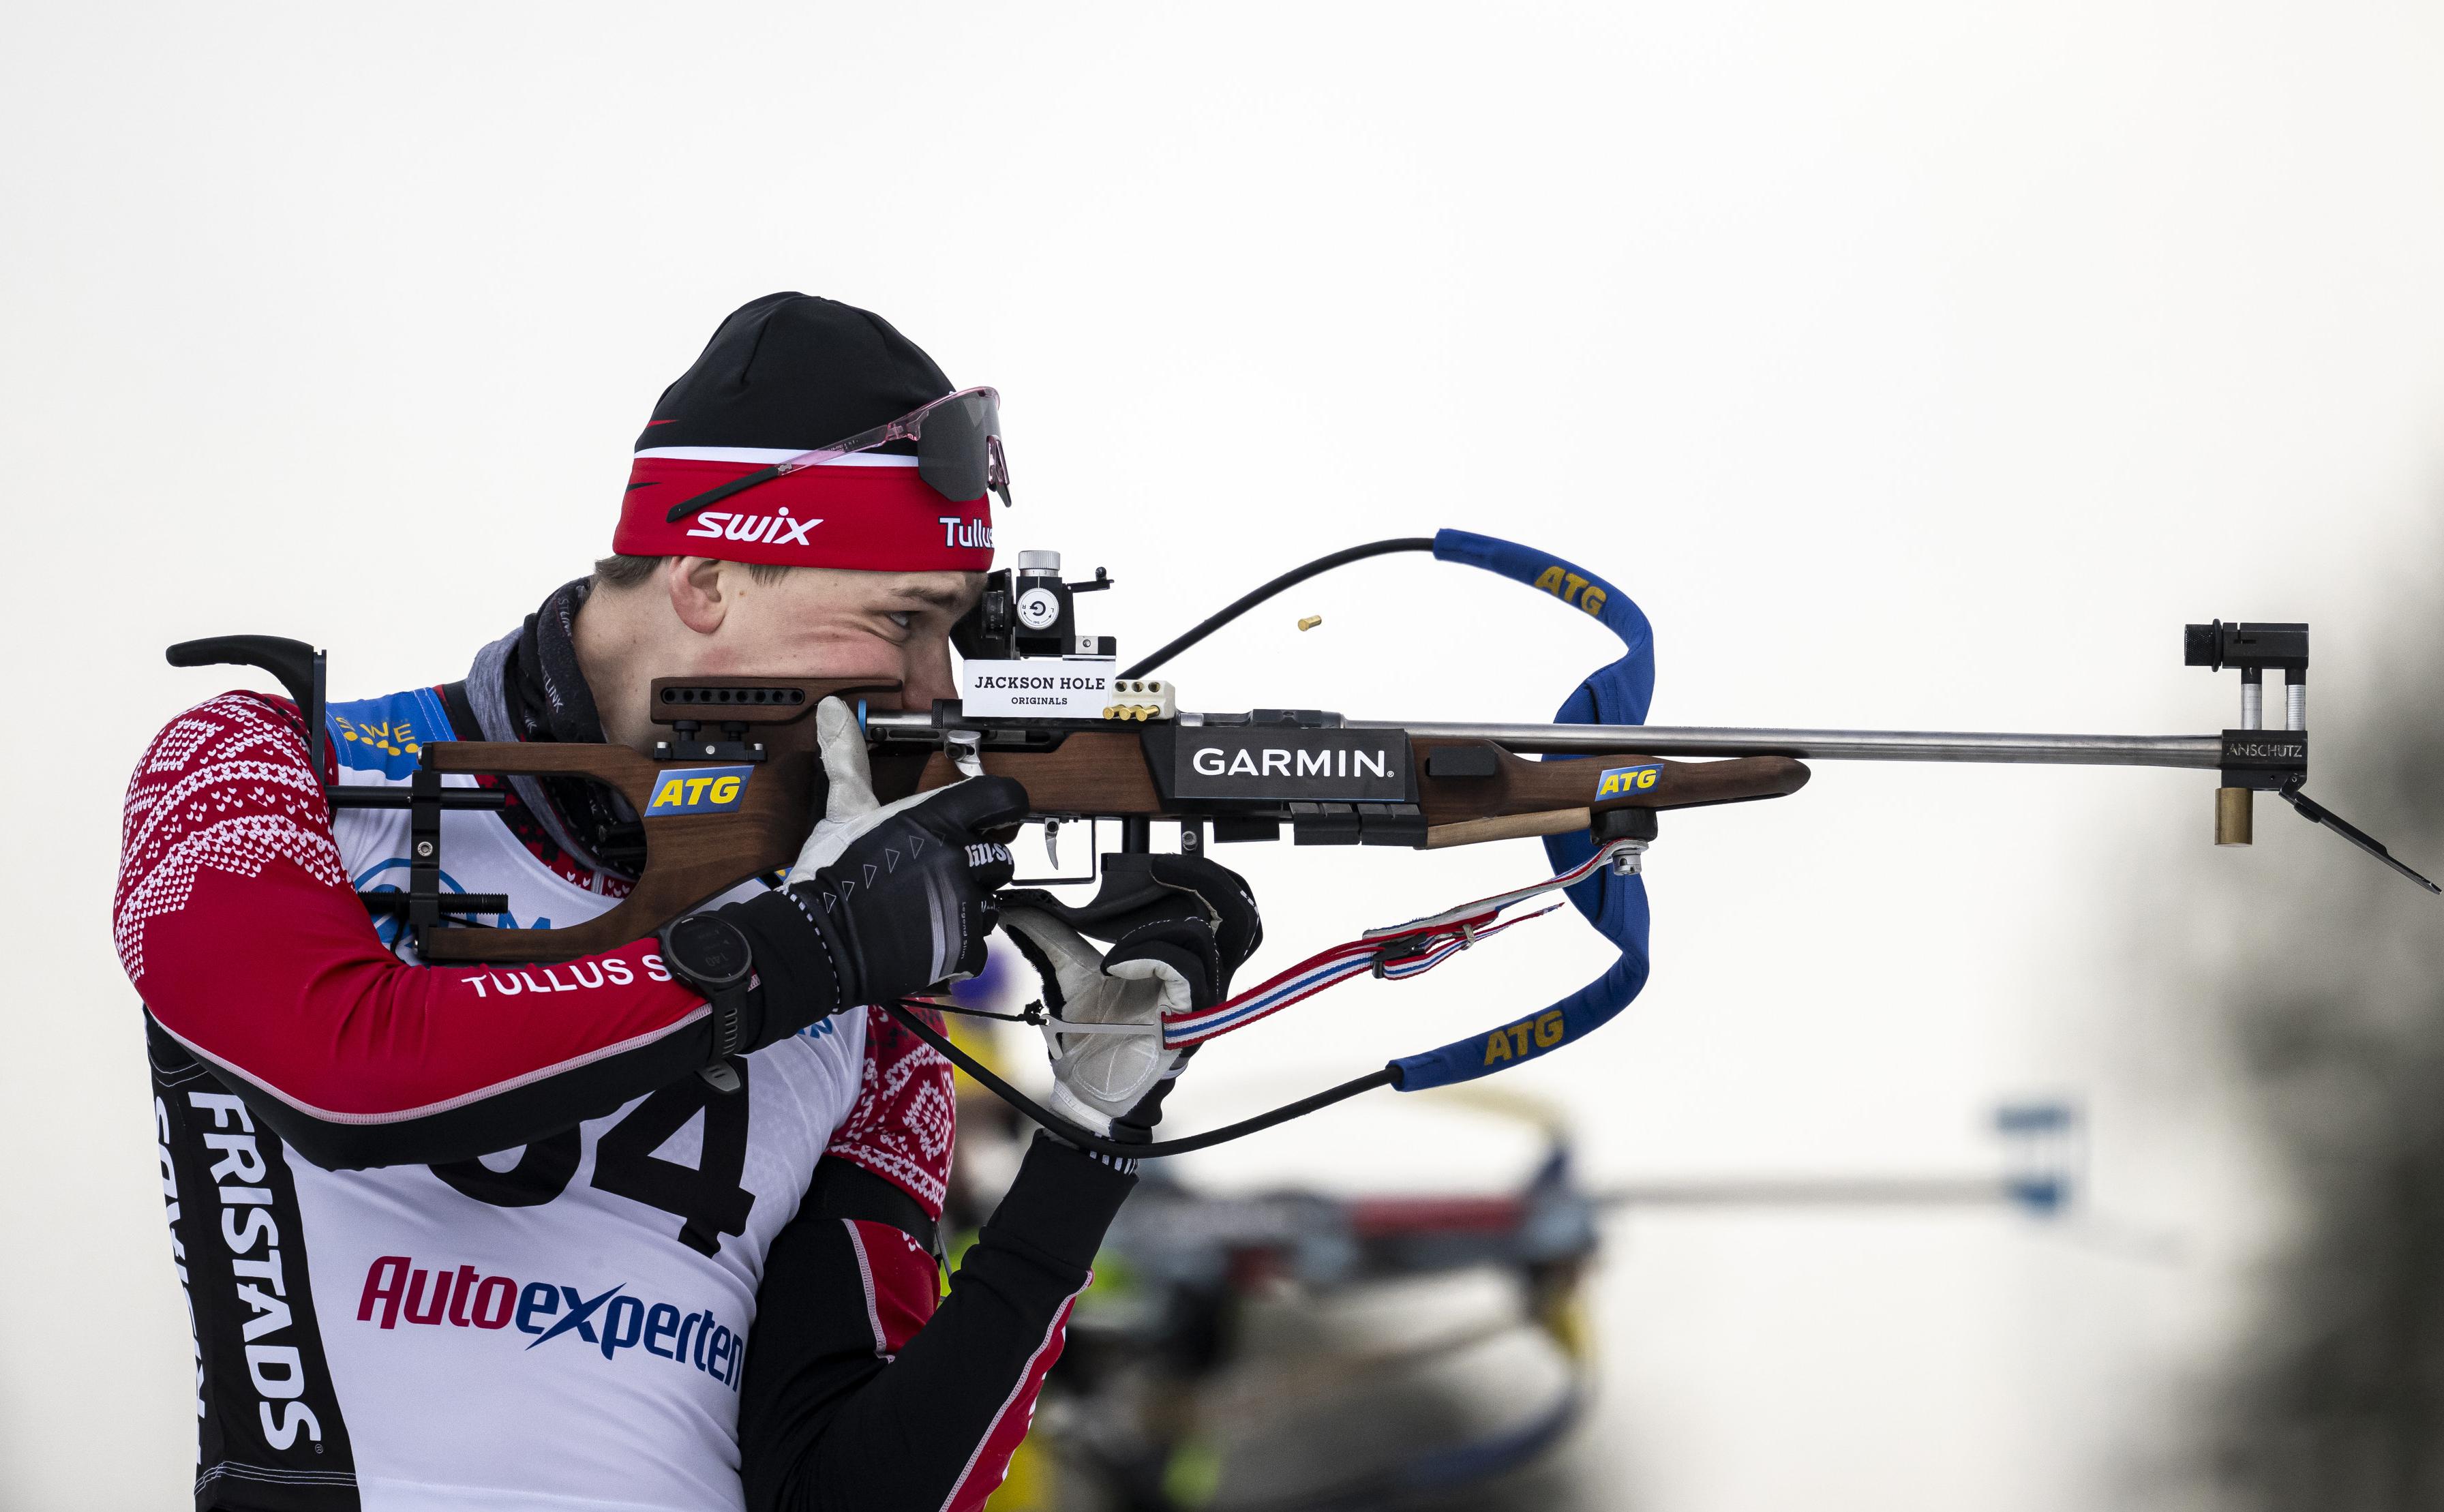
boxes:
[417,676,901,964]
[414,709,1807,964]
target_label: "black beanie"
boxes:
[635,292,954,453]
[613,295,996,571]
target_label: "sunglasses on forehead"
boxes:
[663,387,1010,524]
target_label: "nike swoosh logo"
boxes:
[624,481,661,492]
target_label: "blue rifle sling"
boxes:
[1386,528,1656,1091]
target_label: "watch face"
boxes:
[667,913,752,986]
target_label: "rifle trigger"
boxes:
[946,729,985,779]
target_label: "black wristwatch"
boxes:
[661,912,755,1093]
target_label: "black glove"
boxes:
[788,775,1026,1006]
[769,697,1027,1008]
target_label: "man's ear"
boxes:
[665,556,732,636]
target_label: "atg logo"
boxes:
[1530,564,1610,618]
[1594,764,1661,798]
[646,765,755,816]
[357,1256,745,1389]
[1485,1008,1566,1066]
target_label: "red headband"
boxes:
[612,450,995,571]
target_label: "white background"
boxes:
[4,3,2442,1508]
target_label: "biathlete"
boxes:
[116,292,1256,1512]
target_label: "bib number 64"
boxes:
[429,1065,755,1256]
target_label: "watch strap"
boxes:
[663,913,753,1095]
[698,978,746,1093]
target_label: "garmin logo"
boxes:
[1190,746,1391,780]
[1171,729,1413,803]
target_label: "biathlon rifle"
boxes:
[166,529,2437,1155]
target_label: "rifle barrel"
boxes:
[871,710,2223,768]
[1363,721,2222,768]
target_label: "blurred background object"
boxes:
[2184,543,2444,1511]
[945,969,2090,1510]
[946,958,1601,1511]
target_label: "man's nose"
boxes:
[892,650,959,712]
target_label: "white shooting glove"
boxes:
[997,906,1192,1136]
[999,855,1262,1141]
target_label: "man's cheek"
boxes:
[719,622,895,686]
[899,637,960,710]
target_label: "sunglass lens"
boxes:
[917,391,999,505]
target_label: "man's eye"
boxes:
[887,611,913,630]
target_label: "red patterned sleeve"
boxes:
[115,692,717,1168]
[822,1006,958,1219]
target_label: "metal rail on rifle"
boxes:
[858,607,2426,892]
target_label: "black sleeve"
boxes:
[740,1134,1137,1512]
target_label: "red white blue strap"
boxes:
[1160,838,1636,1048]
